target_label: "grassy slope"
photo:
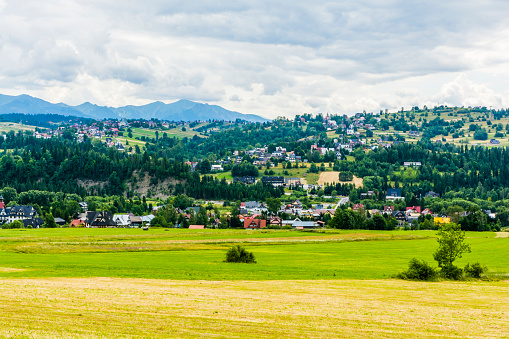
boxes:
[0,122,36,133]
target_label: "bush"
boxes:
[397,258,437,281]
[440,265,463,280]
[225,245,256,263]
[464,262,488,278]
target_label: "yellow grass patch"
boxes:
[5,232,424,254]
[496,232,509,238]
[0,267,26,273]
[318,171,364,188]
[0,278,507,338]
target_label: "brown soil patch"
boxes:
[318,171,363,188]
[0,278,507,338]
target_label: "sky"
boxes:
[0,1,508,119]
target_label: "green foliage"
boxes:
[440,265,463,280]
[231,162,259,177]
[43,213,58,228]
[473,129,488,140]
[464,262,488,278]
[265,197,281,215]
[434,223,471,278]
[2,220,23,229]
[397,258,437,281]
[224,245,256,263]
[339,171,354,181]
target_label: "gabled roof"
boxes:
[86,211,116,226]
[243,218,266,229]
[406,206,421,213]
[23,218,44,228]
[70,219,85,227]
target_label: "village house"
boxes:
[244,218,266,229]
[85,211,116,228]
[0,205,39,224]
[403,162,421,168]
[262,176,285,187]
[386,188,403,201]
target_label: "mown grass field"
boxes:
[0,228,507,338]
[0,278,507,338]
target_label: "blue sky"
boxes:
[0,0,508,118]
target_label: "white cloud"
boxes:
[436,73,504,108]
[0,0,508,118]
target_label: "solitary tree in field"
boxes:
[433,223,471,278]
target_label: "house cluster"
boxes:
[68,211,156,228]
[0,196,44,228]
[310,144,341,159]
[235,199,334,230]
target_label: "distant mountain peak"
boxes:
[0,94,268,122]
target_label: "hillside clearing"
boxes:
[317,171,364,188]
[0,277,507,338]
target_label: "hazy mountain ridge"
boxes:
[0,94,268,122]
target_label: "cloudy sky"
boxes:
[0,1,508,118]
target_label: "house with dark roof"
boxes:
[54,217,66,226]
[386,188,403,201]
[262,176,285,187]
[425,191,440,198]
[233,176,256,184]
[0,205,39,224]
[23,218,44,229]
[85,211,116,228]
[392,211,406,224]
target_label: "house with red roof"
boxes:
[244,218,266,229]
[189,225,205,229]
[70,219,85,227]
[383,206,394,214]
[406,206,421,214]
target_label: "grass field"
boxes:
[0,228,507,338]
[0,122,36,133]
[0,278,507,338]
[0,229,506,280]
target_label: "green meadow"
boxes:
[0,228,506,280]
[1,228,508,338]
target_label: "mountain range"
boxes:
[0,94,268,122]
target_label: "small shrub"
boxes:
[225,245,256,263]
[441,265,463,280]
[464,262,488,278]
[397,258,437,281]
